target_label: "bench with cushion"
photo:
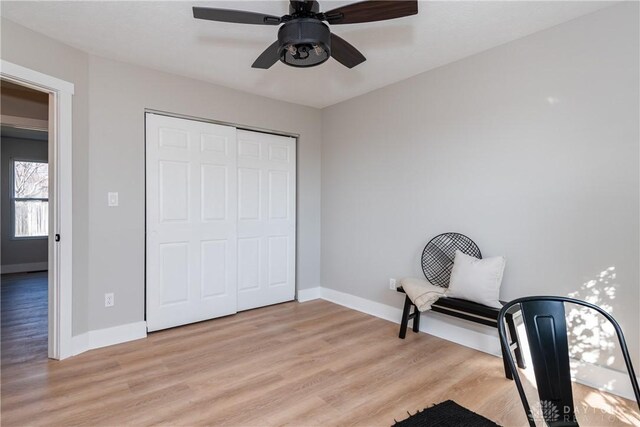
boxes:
[397,232,526,380]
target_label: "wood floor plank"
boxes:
[2,272,638,426]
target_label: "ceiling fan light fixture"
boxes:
[194,1,419,70]
[277,19,331,68]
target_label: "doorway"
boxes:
[1,80,50,363]
[1,60,74,359]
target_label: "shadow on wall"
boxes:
[514,268,640,425]
[566,267,619,375]
[516,326,640,426]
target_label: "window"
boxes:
[12,160,49,239]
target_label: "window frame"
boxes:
[10,157,49,240]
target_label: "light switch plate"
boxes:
[108,192,119,207]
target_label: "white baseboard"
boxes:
[320,286,501,355]
[297,286,322,302]
[321,287,404,324]
[313,286,638,401]
[64,289,637,400]
[72,333,89,355]
[1,262,48,274]
[72,321,147,356]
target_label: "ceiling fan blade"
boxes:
[324,0,418,25]
[252,41,281,69]
[193,7,281,25]
[330,33,366,68]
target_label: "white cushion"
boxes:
[447,250,505,308]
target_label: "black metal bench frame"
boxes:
[398,232,526,380]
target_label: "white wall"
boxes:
[1,18,91,335]
[86,55,322,331]
[2,3,638,382]
[321,2,639,372]
[1,18,322,335]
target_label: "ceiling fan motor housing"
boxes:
[278,19,331,67]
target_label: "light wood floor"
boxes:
[1,273,638,426]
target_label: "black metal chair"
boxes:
[498,296,640,427]
[397,232,526,380]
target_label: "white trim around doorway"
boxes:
[1,60,74,360]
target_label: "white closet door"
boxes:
[236,130,296,311]
[146,114,238,332]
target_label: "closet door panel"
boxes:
[146,114,238,332]
[237,130,296,311]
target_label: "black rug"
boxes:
[392,400,501,427]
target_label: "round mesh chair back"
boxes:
[421,232,482,288]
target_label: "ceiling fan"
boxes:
[193,0,418,69]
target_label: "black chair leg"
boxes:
[412,306,420,332]
[506,312,526,369]
[399,296,412,339]
[501,339,514,380]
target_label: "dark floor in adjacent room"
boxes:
[1,271,48,366]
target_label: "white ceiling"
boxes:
[1,1,614,108]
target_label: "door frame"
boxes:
[1,60,75,360]
[143,109,299,324]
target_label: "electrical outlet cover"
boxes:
[105,293,114,307]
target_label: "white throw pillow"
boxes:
[447,250,505,308]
